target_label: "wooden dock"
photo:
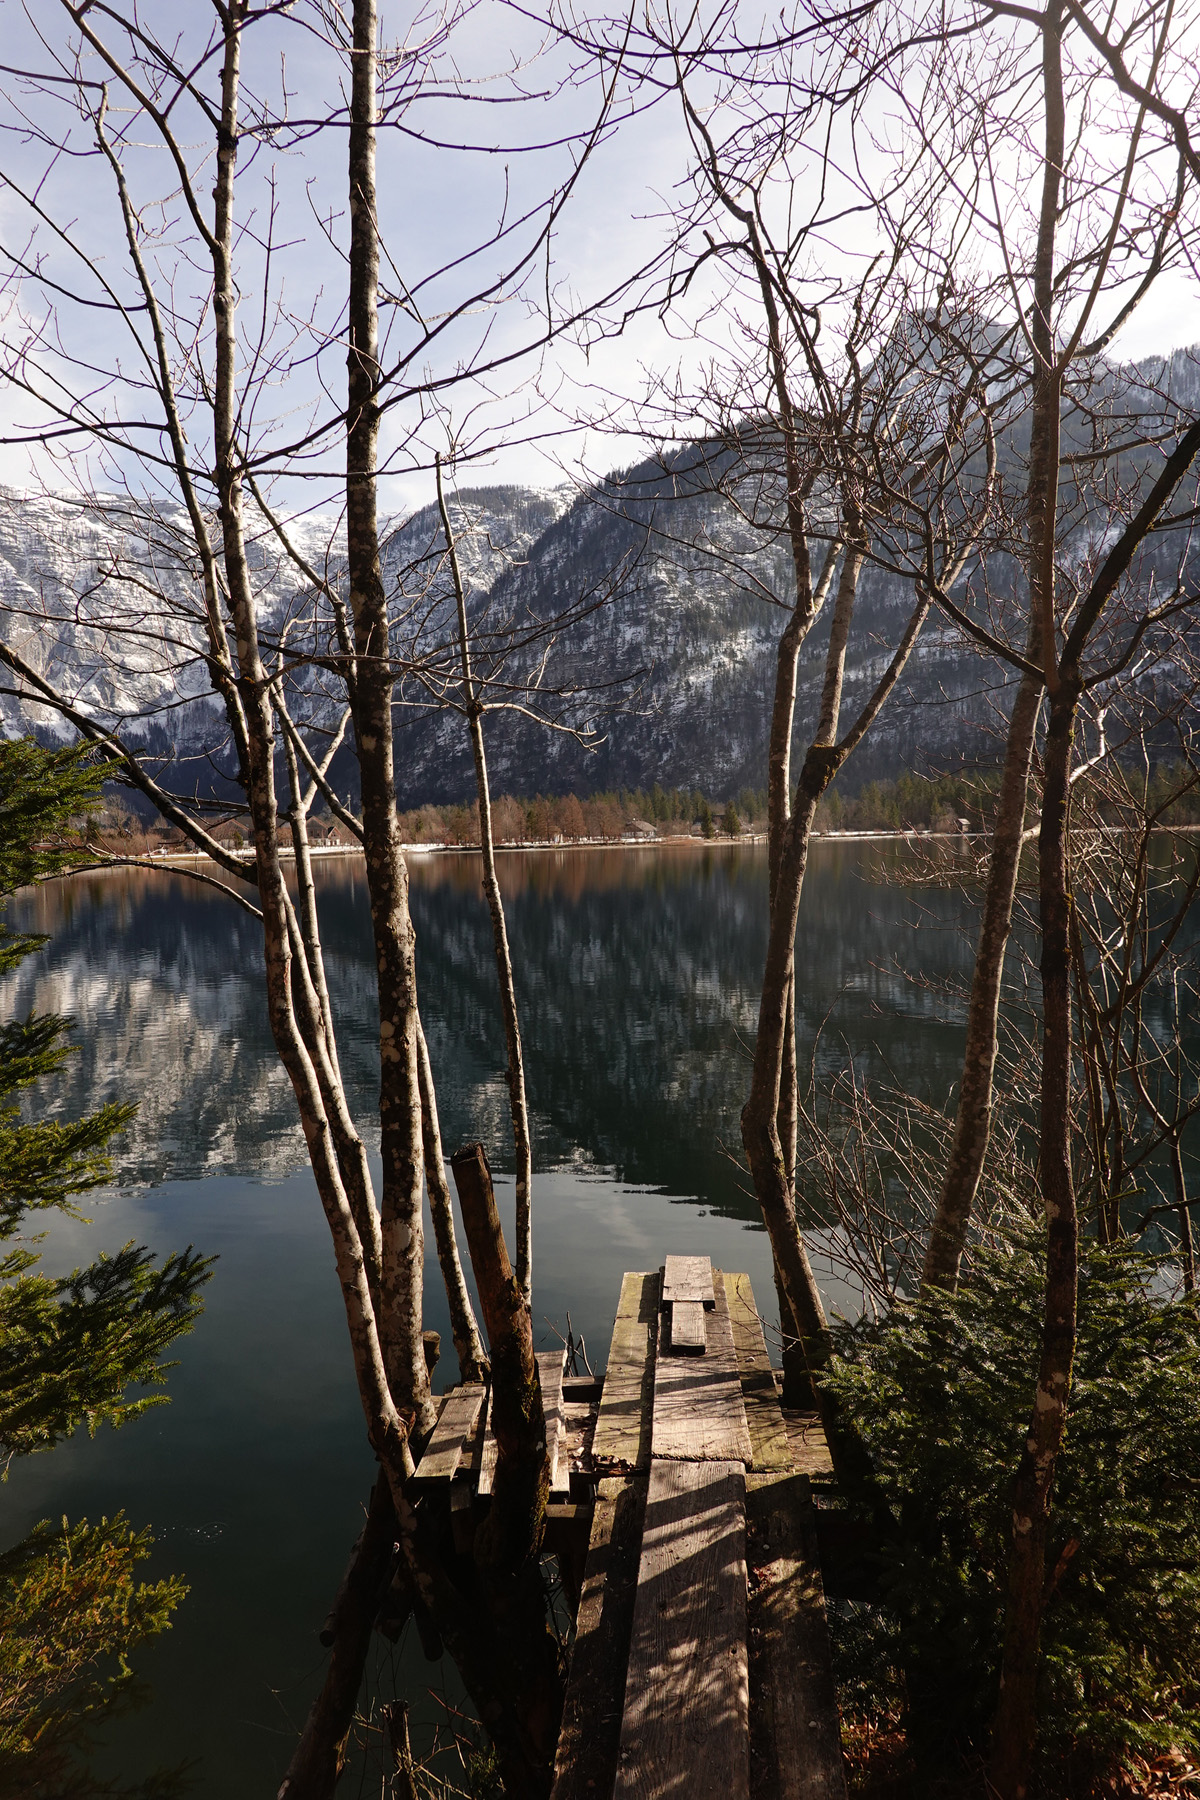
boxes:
[413,1254,846,1800]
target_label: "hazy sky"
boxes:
[0,0,1195,519]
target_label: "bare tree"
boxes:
[560,12,1005,1465]
[0,1,629,1788]
[437,454,535,1307]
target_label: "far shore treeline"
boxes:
[90,764,1200,855]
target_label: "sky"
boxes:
[0,0,1197,522]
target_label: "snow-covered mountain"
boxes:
[2,343,1198,804]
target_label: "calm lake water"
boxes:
[0,840,983,1795]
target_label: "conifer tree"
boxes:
[0,739,211,1797]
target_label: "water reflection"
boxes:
[0,841,984,1798]
[10,842,979,1213]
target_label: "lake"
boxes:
[0,839,981,1794]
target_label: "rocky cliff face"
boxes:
[2,341,1197,803]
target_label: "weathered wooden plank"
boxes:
[412,1384,486,1485]
[550,1475,647,1800]
[662,1252,715,1307]
[781,1407,835,1479]
[747,1471,847,1800]
[477,1383,498,1497]
[593,1271,659,1473]
[667,1299,707,1354]
[652,1285,753,1465]
[721,1272,792,1473]
[536,1349,570,1499]
[614,1458,750,1800]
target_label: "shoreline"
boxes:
[78,820,1200,870]
[98,826,970,867]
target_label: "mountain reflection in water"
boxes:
[10,839,979,1212]
[0,840,986,1798]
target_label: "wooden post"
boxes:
[447,1137,546,1548]
[450,1142,561,1793]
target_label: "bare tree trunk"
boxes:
[920,660,1043,1290]
[986,22,1077,1790]
[280,707,385,1298]
[775,974,816,1404]
[416,1015,489,1380]
[450,1144,561,1795]
[202,6,413,1496]
[437,458,535,1307]
[347,0,433,1435]
[988,679,1080,1800]
[743,771,838,1394]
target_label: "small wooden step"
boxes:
[651,1278,753,1465]
[662,1253,716,1307]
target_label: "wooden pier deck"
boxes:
[414,1255,846,1800]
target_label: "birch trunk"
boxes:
[347,0,433,1434]
[416,1015,489,1380]
[207,6,413,1488]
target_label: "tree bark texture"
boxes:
[987,681,1080,1800]
[986,16,1075,1793]
[450,1143,562,1791]
[347,0,433,1436]
[207,6,413,1495]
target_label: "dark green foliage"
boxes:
[0,740,107,979]
[0,738,211,1794]
[0,1515,189,1799]
[0,1010,136,1234]
[721,800,741,837]
[826,1235,1200,1787]
[1,1240,209,1461]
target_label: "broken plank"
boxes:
[550,1475,647,1800]
[412,1384,486,1485]
[747,1470,847,1800]
[662,1252,715,1307]
[477,1384,498,1498]
[536,1348,570,1499]
[667,1298,707,1354]
[721,1272,792,1472]
[652,1287,753,1465]
[614,1458,750,1800]
[562,1375,604,1402]
[593,1271,659,1472]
